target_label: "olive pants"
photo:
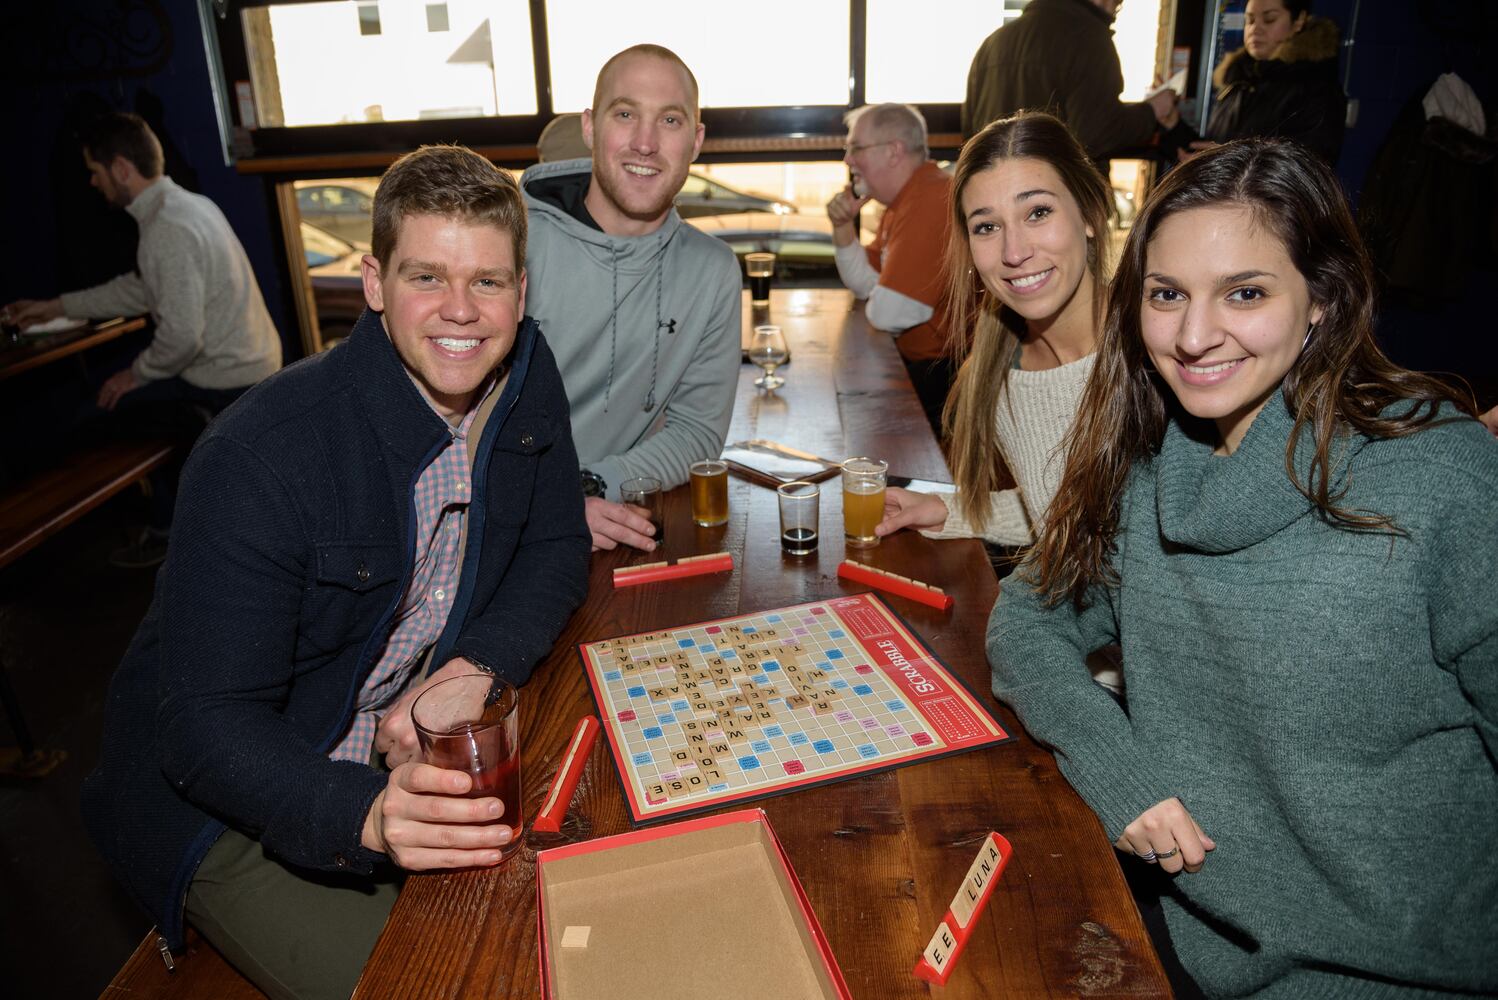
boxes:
[185,827,402,1000]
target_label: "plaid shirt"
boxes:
[328,379,494,763]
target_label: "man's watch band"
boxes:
[581,468,606,498]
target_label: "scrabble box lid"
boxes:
[536,808,850,1000]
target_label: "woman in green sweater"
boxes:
[988,139,1497,997]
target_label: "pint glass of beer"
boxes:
[412,673,523,862]
[690,460,729,527]
[841,457,887,548]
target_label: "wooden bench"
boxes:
[102,928,264,999]
[0,438,174,568]
[0,438,174,776]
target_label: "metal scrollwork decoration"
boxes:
[0,0,173,83]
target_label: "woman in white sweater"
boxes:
[876,112,1113,548]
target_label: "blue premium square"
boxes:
[627,685,646,698]
[763,725,784,739]
[885,700,907,713]
[852,684,874,696]
[751,740,772,754]
[857,744,879,759]
[832,679,850,690]
[766,614,783,622]
[643,727,663,739]
[721,649,738,659]
[827,630,845,639]
[604,670,622,682]
[657,713,676,725]
[788,731,809,746]
[826,649,845,660]
[813,739,836,754]
[677,638,695,648]
[631,751,652,766]
[738,755,762,770]
[671,700,689,712]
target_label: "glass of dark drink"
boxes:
[745,251,775,306]
[777,480,820,556]
[620,476,665,545]
[412,673,522,862]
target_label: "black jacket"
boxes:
[81,309,590,948]
[962,0,1158,158]
[1206,16,1346,164]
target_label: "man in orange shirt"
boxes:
[827,103,955,436]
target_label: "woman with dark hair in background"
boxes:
[1174,0,1347,165]
[989,139,1497,996]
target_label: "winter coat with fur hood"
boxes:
[1206,16,1347,164]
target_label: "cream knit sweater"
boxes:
[922,352,1095,546]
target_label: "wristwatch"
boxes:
[580,468,606,498]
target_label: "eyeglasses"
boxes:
[843,140,892,156]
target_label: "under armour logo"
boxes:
[659,318,678,334]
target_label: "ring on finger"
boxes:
[1137,849,1157,862]
[1155,847,1179,860]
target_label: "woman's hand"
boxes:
[875,488,948,537]
[1178,140,1218,163]
[1114,797,1216,874]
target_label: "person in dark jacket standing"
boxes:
[962,0,1179,163]
[1177,0,1346,165]
[81,144,590,1000]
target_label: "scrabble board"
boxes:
[579,593,1012,824]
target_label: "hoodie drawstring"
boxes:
[604,244,620,413]
[603,231,676,415]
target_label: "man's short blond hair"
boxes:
[844,103,929,159]
[591,44,700,123]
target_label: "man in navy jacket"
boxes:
[82,145,590,999]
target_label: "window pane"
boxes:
[245,0,536,128]
[865,0,1023,105]
[1112,0,1165,100]
[545,0,849,111]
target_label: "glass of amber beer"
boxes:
[412,673,523,862]
[841,457,887,548]
[690,460,729,527]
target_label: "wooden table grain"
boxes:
[354,288,1169,999]
[0,316,146,382]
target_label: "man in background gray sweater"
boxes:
[4,112,281,564]
[520,45,741,552]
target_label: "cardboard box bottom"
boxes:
[539,819,839,999]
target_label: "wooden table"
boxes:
[354,288,1169,998]
[0,316,146,382]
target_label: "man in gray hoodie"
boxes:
[520,44,742,552]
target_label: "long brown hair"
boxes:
[1031,139,1475,607]
[940,112,1113,533]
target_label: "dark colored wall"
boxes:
[0,0,298,362]
[1327,0,1498,401]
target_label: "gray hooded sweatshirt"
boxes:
[521,158,742,500]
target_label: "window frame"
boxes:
[210,0,963,169]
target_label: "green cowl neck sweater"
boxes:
[988,390,1498,998]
